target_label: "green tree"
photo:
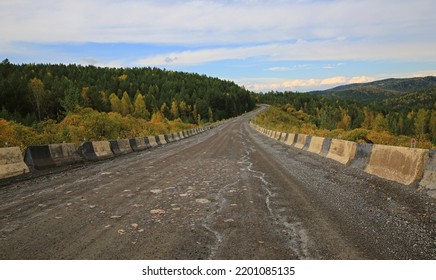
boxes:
[179,100,187,118]
[373,113,387,132]
[430,111,436,144]
[120,92,133,116]
[160,102,169,119]
[361,107,374,129]
[170,100,179,120]
[414,109,429,139]
[109,93,121,113]
[133,93,150,120]
[60,86,80,114]
[28,78,45,121]
[208,107,213,123]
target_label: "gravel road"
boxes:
[1,108,435,259]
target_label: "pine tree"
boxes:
[28,78,45,121]
[109,93,121,113]
[120,92,133,116]
[133,93,150,120]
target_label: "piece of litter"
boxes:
[118,229,125,235]
[110,215,122,219]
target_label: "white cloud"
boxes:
[134,39,436,67]
[264,67,292,72]
[1,0,435,47]
[320,76,347,85]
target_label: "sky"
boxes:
[1,0,436,92]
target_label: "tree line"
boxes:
[253,91,436,146]
[0,59,255,125]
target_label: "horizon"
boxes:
[1,0,436,92]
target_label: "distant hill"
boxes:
[311,76,436,105]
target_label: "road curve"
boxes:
[1,108,435,259]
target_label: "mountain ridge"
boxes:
[309,76,436,105]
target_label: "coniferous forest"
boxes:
[0,59,255,149]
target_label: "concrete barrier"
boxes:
[279,133,288,143]
[303,135,312,150]
[172,133,180,141]
[0,147,30,179]
[365,145,428,185]
[110,139,133,155]
[420,150,436,198]
[79,141,114,161]
[294,134,308,149]
[349,143,373,170]
[326,139,357,165]
[307,136,325,154]
[284,133,297,146]
[147,136,159,147]
[129,137,148,151]
[164,134,171,143]
[155,135,167,145]
[320,138,332,156]
[251,124,436,194]
[25,143,82,170]
[273,131,280,140]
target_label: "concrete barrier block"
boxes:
[0,147,29,179]
[24,145,56,169]
[157,135,167,145]
[279,133,288,143]
[320,138,332,156]
[349,143,373,170]
[164,134,171,143]
[307,136,325,154]
[294,134,308,149]
[284,134,297,146]
[79,141,114,161]
[25,144,82,170]
[172,133,180,141]
[326,139,357,165]
[303,135,312,150]
[365,145,428,186]
[420,150,436,197]
[49,143,82,167]
[110,139,133,155]
[147,136,159,147]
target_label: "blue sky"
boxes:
[1,0,436,92]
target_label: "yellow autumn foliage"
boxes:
[0,106,196,151]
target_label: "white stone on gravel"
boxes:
[195,198,210,204]
[150,209,166,215]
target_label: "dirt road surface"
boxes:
[1,108,435,259]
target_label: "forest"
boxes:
[0,59,255,149]
[253,90,436,148]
